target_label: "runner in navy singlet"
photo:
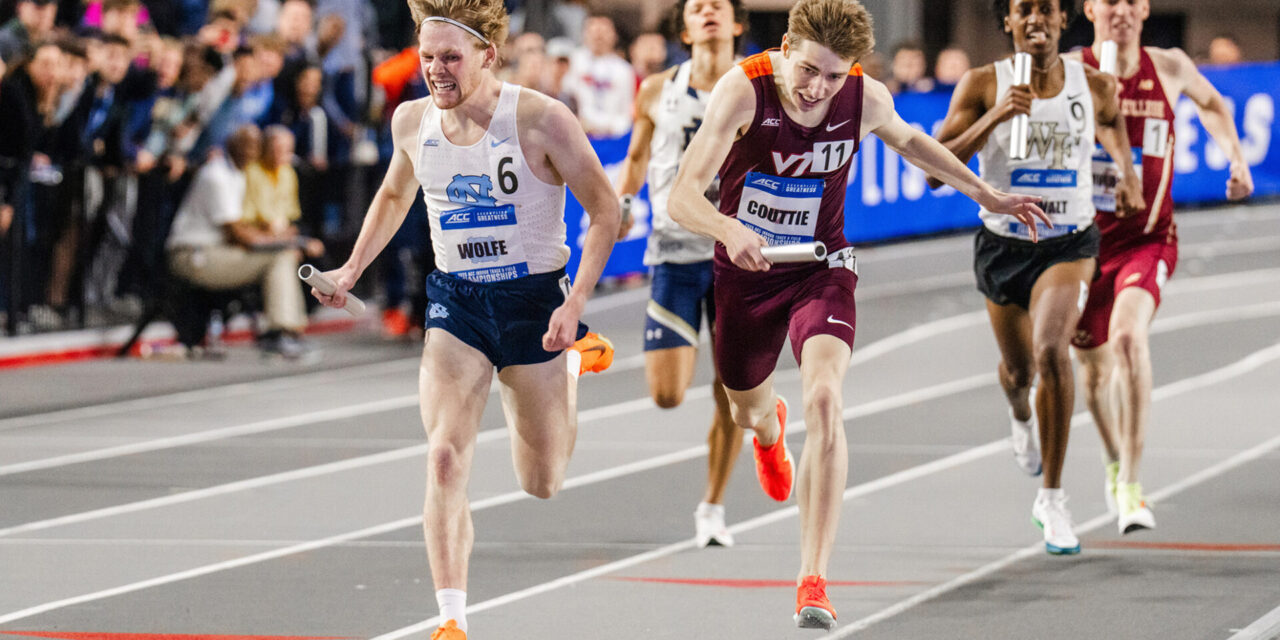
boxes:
[668,0,1050,630]
[1068,0,1254,536]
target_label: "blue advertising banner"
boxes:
[562,62,1279,278]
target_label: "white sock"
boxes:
[436,588,467,632]
[565,349,581,381]
[1037,487,1064,503]
[696,501,724,517]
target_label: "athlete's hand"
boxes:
[543,294,585,352]
[1226,162,1254,201]
[311,264,359,310]
[616,195,635,240]
[984,191,1050,242]
[723,222,770,272]
[1114,170,1146,219]
[994,84,1033,123]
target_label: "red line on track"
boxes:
[609,577,927,588]
[0,633,355,640]
[1092,541,1280,552]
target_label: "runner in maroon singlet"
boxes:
[1067,0,1254,535]
[668,0,1050,629]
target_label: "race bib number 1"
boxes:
[1142,118,1170,158]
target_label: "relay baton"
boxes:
[298,264,366,316]
[1009,52,1032,160]
[1099,40,1118,75]
[761,241,828,263]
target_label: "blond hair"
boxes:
[408,0,510,49]
[787,0,875,62]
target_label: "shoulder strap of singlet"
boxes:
[1080,45,1099,68]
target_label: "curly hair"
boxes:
[666,0,750,54]
[991,0,1076,32]
[787,0,875,62]
[408,0,509,49]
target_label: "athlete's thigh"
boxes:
[1028,257,1095,341]
[797,334,852,391]
[420,328,495,444]
[496,354,572,450]
[1108,285,1157,339]
[645,346,699,401]
[787,265,857,366]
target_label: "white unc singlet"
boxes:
[978,58,1095,240]
[415,82,569,282]
[644,62,716,266]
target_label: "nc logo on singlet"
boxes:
[447,174,498,206]
[1025,122,1081,170]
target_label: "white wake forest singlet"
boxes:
[644,61,717,266]
[415,82,569,283]
[978,57,1096,240]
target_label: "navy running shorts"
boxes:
[644,261,714,352]
[425,269,588,370]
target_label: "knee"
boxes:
[1111,328,1147,370]
[1079,357,1110,394]
[1004,361,1035,389]
[1034,341,1072,379]
[518,471,561,500]
[427,442,467,487]
[803,383,843,441]
[652,387,685,409]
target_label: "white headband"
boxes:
[423,16,491,47]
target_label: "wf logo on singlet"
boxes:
[1025,122,1081,170]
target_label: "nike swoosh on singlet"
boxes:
[825,120,850,132]
[491,137,511,147]
[1067,93,1083,101]
[826,315,853,330]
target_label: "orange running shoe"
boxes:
[794,575,837,630]
[752,396,795,501]
[382,308,411,336]
[570,331,614,374]
[430,620,466,640]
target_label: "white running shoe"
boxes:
[1103,460,1120,514]
[694,502,734,548]
[1116,482,1156,535]
[1032,490,1081,555]
[1009,407,1042,476]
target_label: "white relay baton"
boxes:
[1099,40,1118,75]
[1009,52,1032,160]
[299,264,366,316]
[760,241,828,263]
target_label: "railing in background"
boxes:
[564,61,1279,279]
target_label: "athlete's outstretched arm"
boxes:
[669,67,767,271]
[613,71,666,238]
[1086,67,1145,216]
[1158,48,1254,200]
[862,77,1050,240]
[925,66,1030,189]
[313,100,425,310]
[536,98,622,351]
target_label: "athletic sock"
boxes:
[1037,487,1064,502]
[565,348,582,381]
[436,588,467,632]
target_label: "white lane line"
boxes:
[5,291,1278,540]
[374,341,1280,640]
[0,359,419,433]
[821,343,1280,639]
[1228,602,1280,640]
[0,365,995,625]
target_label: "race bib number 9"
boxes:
[1091,145,1142,214]
[736,172,823,246]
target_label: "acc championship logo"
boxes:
[442,211,471,226]
[750,177,781,190]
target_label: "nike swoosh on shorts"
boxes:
[826,315,853,330]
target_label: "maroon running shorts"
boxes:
[713,263,858,391]
[1073,238,1178,350]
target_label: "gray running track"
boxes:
[1,204,1278,640]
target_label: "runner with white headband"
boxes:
[309,1,622,638]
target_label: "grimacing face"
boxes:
[418,21,495,111]
[782,36,854,113]
[682,0,741,47]
[1005,0,1066,56]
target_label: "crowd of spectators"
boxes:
[0,0,1266,357]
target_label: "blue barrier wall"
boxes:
[563,61,1279,278]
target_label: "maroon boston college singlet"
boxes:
[1081,46,1177,255]
[715,51,864,272]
